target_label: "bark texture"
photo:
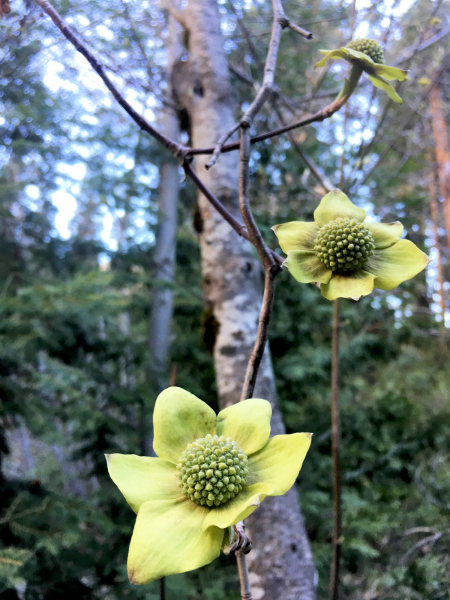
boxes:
[147,15,182,386]
[428,162,447,341]
[176,1,317,597]
[430,83,450,252]
[144,15,182,456]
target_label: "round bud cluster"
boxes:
[314,218,375,274]
[347,38,384,64]
[176,434,248,508]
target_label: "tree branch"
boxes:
[189,100,348,158]
[205,0,312,169]
[238,127,281,402]
[33,0,286,271]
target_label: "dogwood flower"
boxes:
[315,38,408,103]
[106,387,311,584]
[272,190,429,301]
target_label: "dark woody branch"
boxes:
[205,0,313,169]
[187,99,349,158]
[33,0,284,268]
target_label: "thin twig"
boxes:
[283,20,313,40]
[205,0,312,169]
[238,127,281,402]
[400,532,443,565]
[159,578,166,600]
[183,162,283,266]
[350,56,450,194]
[329,298,341,600]
[240,263,279,400]
[33,0,287,272]
[236,551,252,600]
[348,3,447,190]
[228,13,332,193]
[188,99,348,157]
[33,0,182,155]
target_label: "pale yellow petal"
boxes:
[128,499,222,584]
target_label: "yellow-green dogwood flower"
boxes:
[106,387,311,584]
[315,38,408,103]
[272,190,430,301]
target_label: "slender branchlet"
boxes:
[329,298,342,600]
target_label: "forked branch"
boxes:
[205,0,313,169]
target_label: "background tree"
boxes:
[1,0,450,598]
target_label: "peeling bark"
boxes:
[177,1,317,597]
[430,83,450,251]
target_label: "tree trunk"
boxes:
[176,1,317,597]
[430,83,450,252]
[144,14,182,455]
[428,162,447,342]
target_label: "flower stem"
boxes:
[336,64,363,104]
[236,550,252,600]
[329,298,342,600]
[159,577,165,600]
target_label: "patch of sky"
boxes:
[52,190,77,239]
[57,162,87,181]
[96,25,114,41]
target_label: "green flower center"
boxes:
[347,38,384,64]
[314,218,375,274]
[176,434,249,508]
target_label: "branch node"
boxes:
[231,523,253,555]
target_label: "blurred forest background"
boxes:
[1,0,450,598]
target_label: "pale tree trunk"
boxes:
[430,83,450,252]
[144,14,183,455]
[428,162,447,343]
[173,1,317,597]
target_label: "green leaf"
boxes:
[365,221,403,249]
[128,499,223,584]
[216,398,272,455]
[314,189,366,226]
[247,433,312,495]
[315,48,348,68]
[366,239,430,290]
[284,251,332,284]
[345,47,375,65]
[373,64,408,82]
[153,387,217,464]
[106,454,181,514]
[368,74,403,103]
[320,270,376,300]
[202,482,272,531]
[271,221,318,253]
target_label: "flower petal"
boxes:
[368,74,402,103]
[365,239,430,290]
[315,48,348,68]
[314,189,366,226]
[202,483,273,531]
[271,221,318,253]
[153,387,217,464]
[320,270,376,301]
[247,433,312,495]
[284,251,332,284]
[128,499,223,584]
[365,221,403,249]
[373,64,408,81]
[106,454,181,514]
[345,47,375,65]
[216,399,271,456]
